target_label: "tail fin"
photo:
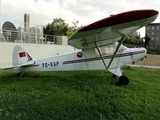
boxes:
[12,45,34,66]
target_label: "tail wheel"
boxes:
[17,71,23,77]
[119,75,129,85]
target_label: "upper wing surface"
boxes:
[68,10,158,49]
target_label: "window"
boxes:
[94,42,127,56]
[156,37,159,40]
[152,26,154,30]
[151,37,154,40]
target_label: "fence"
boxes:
[0,25,68,45]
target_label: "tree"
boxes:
[44,18,84,39]
[44,18,69,36]
[67,20,84,38]
[123,35,144,47]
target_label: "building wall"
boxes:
[145,23,160,49]
[0,42,75,66]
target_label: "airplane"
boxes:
[1,9,159,85]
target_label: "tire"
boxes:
[119,75,129,85]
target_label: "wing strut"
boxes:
[94,41,108,70]
[107,35,126,69]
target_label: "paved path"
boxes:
[126,64,160,69]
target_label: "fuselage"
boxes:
[17,44,146,72]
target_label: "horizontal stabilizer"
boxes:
[1,61,35,70]
[1,66,15,70]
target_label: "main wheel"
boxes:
[119,75,129,85]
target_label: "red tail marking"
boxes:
[19,52,26,57]
[27,53,33,61]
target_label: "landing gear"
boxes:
[119,75,129,85]
[17,71,24,77]
[112,74,117,78]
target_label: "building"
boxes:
[24,14,30,32]
[145,23,160,49]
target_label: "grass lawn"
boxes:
[0,67,160,120]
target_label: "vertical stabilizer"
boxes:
[12,45,34,66]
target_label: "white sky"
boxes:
[1,0,160,37]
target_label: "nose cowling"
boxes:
[132,47,147,62]
[141,48,147,60]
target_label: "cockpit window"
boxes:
[95,42,127,56]
[114,42,127,52]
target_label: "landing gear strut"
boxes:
[119,75,129,85]
[17,71,23,77]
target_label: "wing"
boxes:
[68,10,158,49]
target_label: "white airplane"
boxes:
[2,9,159,85]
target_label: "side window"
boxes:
[101,45,115,55]
[95,47,102,56]
[95,42,127,56]
[95,46,111,56]
[101,46,110,55]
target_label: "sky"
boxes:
[1,0,160,37]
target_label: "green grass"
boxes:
[0,67,160,120]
